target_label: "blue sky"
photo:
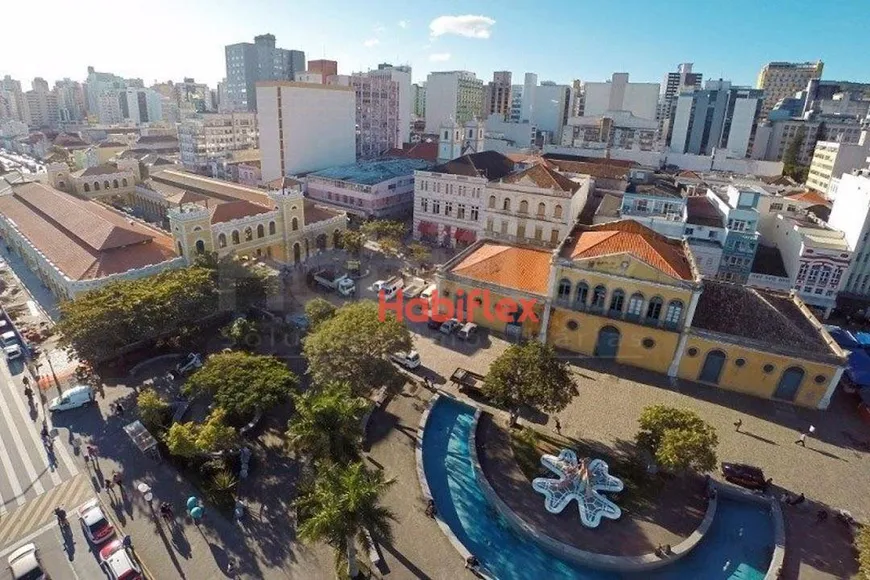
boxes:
[3,0,868,89]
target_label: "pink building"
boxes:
[306,158,432,218]
[351,73,400,159]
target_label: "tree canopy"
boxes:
[164,407,237,457]
[339,230,366,257]
[303,300,412,392]
[296,462,395,579]
[406,242,431,267]
[360,220,405,242]
[483,340,577,414]
[287,381,368,465]
[635,405,719,473]
[184,351,298,418]
[220,317,260,350]
[137,388,170,431]
[304,297,337,330]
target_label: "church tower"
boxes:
[462,119,485,155]
[437,118,463,163]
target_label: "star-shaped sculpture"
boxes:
[531,449,624,528]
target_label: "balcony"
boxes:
[553,297,680,332]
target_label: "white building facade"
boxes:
[178,112,258,173]
[581,73,659,121]
[424,71,484,133]
[806,131,870,195]
[828,171,870,297]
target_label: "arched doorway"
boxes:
[593,326,620,358]
[316,234,327,251]
[698,350,726,384]
[293,243,301,264]
[195,240,205,254]
[774,367,804,401]
[333,230,342,249]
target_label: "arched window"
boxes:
[503,198,511,211]
[218,233,227,248]
[519,200,528,214]
[609,289,625,313]
[94,181,100,191]
[486,196,494,209]
[231,230,240,245]
[195,240,205,254]
[591,285,607,309]
[83,183,90,192]
[177,241,183,256]
[244,227,253,241]
[554,204,563,219]
[122,178,128,187]
[104,180,110,190]
[537,202,546,217]
[269,221,276,235]
[257,224,265,238]
[557,278,572,299]
[646,296,663,320]
[627,293,644,318]
[575,282,589,306]
[291,217,298,231]
[665,300,684,326]
[113,179,119,188]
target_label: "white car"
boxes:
[0,330,17,346]
[439,318,461,334]
[4,343,22,360]
[78,499,114,544]
[390,350,421,370]
[100,538,142,579]
[49,385,95,412]
[7,543,46,580]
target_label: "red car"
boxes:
[78,499,114,544]
[100,539,142,580]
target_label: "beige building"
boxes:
[178,112,258,173]
[756,61,824,118]
[806,131,870,195]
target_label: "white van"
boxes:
[420,284,437,302]
[375,276,404,300]
[48,385,95,413]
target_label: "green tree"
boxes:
[165,421,200,458]
[137,388,170,431]
[361,220,405,241]
[287,382,368,465]
[296,463,395,579]
[220,317,260,350]
[340,230,366,257]
[56,267,218,363]
[195,408,237,452]
[184,351,298,417]
[635,405,719,473]
[212,255,278,311]
[304,297,337,330]
[856,523,870,579]
[303,301,412,392]
[406,242,431,267]
[782,125,809,182]
[483,341,577,423]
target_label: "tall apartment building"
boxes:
[257,81,356,181]
[669,80,763,157]
[752,113,866,165]
[84,66,126,116]
[351,72,400,159]
[225,34,305,112]
[54,79,86,123]
[658,63,703,144]
[828,171,870,297]
[0,76,27,123]
[307,60,338,83]
[756,61,824,119]
[509,85,523,121]
[582,73,660,121]
[424,71,484,133]
[531,82,573,144]
[178,112,258,173]
[120,88,163,125]
[25,78,59,129]
[520,73,537,122]
[370,64,412,143]
[807,131,870,195]
[412,83,426,118]
[483,71,512,121]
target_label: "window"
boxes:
[609,289,625,313]
[642,338,655,349]
[554,204,563,219]
[635,199,649,212]
[486,218,494,231]
[488,195,496,209]
[550,229,560,244]
[818,266,832,286]
[797,262,808,281]
[113,179,119,188]
[814,374,826,384]
[557,278,572,299]
[257,224,265,238]
[444,201,453,216]
[735,358,746,367]
[83,183,90,192]
[534,226,543,240]
[807,264,820,284]
[566,320,579,331]
[687,347,699,357]
[685,227,694,235]
[291,217,299,231]
[502,198,510,211]
[421,198,429,212]
[122,178,128,187]
[575,282,589,306]
[763,364,775,374]
[519,200,528,214]
[627,293,644,317]
[218,233,227,248]
[94,181,100,191]
[269,221,276,235]
[664,300,683,325]
[770,202,783,211]
[470,206,479,221]
[195,240,205,254]
[457,204,466,219]
[232,230,240,244]
[432,200,441,214]
[104,180,110,189]
[537,202,546,217]
[244,227,253,241]
[500,220,508,234]
[591,285,606,309]
[646,297,663,320]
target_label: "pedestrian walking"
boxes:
[112,471,124,489]
[104,479,115,494]
[734,418,743,432]
[554,418,562,435]
[87,445,99,466]
[114,403,125,417]
[795,432,807,446]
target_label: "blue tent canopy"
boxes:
[846,349,870,387]
[826,325,860,349]
[859,387,870,406]
[855,331,870,349]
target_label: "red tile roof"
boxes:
[0,182,177,281]
[303,200,343,226]
[449,243,552,296]
[210,200,274,224]
[386,141,439,161]
[562,220,695,281]
[149,169,272,206]
[785,189,830,206]
[543,157,632,180]
[501,164,580,193]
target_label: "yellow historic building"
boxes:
[437,220,847,409]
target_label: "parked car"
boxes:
[427,313,451,330]
[100,538,142,579]
[390,350,421,370]
[4,343,23,360]
[457,322,479,341]
[175,353,202,376]
[48,385,95,413]
[79,499,114,544]
[439,318,461,335]
[373,276,404,300]
[0,330,17,346]
[721,462,768,490]
[7,543,46,580]
[420,284,437,302]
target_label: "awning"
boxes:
[454,228,477,243]
[825,325,859,349]
[418,221,438,235]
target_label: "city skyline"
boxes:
[3,0,869,90]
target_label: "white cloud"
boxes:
[363,38,380,48]
[398,20,409,29]
[429,52,452,62]
[429,15,495,39]
[373,23,386,34]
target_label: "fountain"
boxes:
[532,449,624,528]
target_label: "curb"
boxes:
[97,493,157,580]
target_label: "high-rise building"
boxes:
[54,79,86,123]
[756,61,823,119]
[412,83,426,118]
[530,82,572,144]
[369,64,412,143]
[658,63,703,143]
[25,77,59,128]
[179,112,258,173]
[424,71,484,133]
[225,34,305,112]
[307,60,338,83]
[350,72,401,159]
[0,76,27,123]
[582,73,660,121]
[482,71,512,121]
[669,80,763,157]
[257,81,356,181]
[121,88,163,124]
[509,84,523,121]
[521,72,537,122]
[85,66,126,116]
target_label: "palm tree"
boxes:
[287,382,368,465]
[296,463,395,579]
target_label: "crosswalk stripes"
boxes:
[0,473,93,549]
